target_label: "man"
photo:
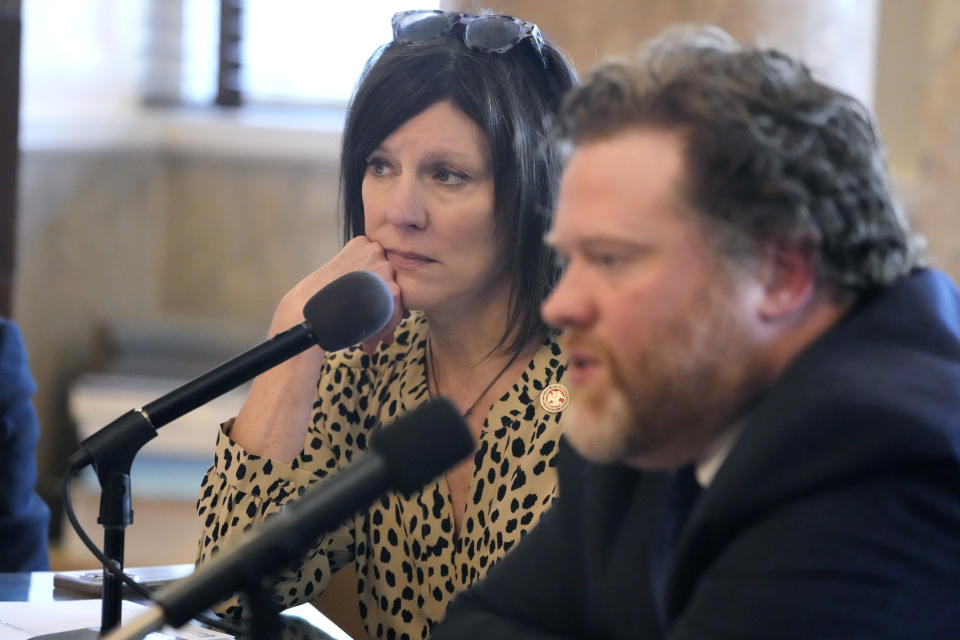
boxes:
[432,25,960,639]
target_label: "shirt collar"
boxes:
[694,424,743,488]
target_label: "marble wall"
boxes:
[912,0,960,278]
[16,151,167,500]
[14,149,343,518]
[157,155,341,318]
[446,0,878,107]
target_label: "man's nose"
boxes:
[542,262,597,329]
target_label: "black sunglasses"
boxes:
[391,10,546,61]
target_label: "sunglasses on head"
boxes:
[391,10,546,61]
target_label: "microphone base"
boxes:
[100,607,165,640]
[30,629,100,640]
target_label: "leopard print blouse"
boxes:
[196,313,567,640]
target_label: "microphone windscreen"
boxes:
[302,270,394,351]
[370,398,474,495]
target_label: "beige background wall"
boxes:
[911,0,960,279]
[450,0,879,106]
[15,151,343,508]
[11,0,960,606]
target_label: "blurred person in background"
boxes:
[0,317,50,572]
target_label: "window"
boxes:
[150,0,422,106]
[242,1,406,105]
[21,0,437,150]
[22,0,146,117]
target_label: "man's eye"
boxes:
[594,253,623,266]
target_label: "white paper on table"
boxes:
[0,599,232,639]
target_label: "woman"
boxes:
[196,10,577,639]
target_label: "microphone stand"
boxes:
[33,271,393,639]
[32,325,318,640]
[89,410,157,633]
[242,576,283,640]
[29,410,154,639]
[100,397,470,640]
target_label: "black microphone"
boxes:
[70,270,394,470]
[103,398,473,640]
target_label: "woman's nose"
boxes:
[384,175,427,230]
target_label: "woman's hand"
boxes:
[270,236,407,354]
[229,237,406,462]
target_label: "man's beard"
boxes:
[561,282,766,470]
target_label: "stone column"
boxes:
[912,0,960,280]
[442,0,879,107]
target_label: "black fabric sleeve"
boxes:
[668,464,960,640]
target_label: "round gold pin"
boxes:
[539,383,569,413]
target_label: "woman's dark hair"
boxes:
[340,20,578,356]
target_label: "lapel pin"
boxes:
[539,383,569,413]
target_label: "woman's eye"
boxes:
[434,168,467,185]
[366,158,391,176]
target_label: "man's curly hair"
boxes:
[557,25,923,301]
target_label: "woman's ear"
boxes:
[756,241,818,322]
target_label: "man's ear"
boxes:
[756,241,817,321]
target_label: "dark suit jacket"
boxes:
[432,269,960,639]
[0,318,50,571]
